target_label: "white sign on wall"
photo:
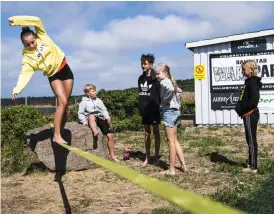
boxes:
[211,91,274,113]
[258,91,274,112]
[210,50,274,92]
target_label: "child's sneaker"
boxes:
[242,167,257,173]
[123,152,130,161]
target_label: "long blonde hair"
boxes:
[155,63,177,92]
[242,60,259,77]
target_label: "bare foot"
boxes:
[141,159,149,167]
[53,135,68,144]
[108,156,120,163]
[178,166,187,172]
[159,169,176,176]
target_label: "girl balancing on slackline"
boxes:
[9,16,74,145]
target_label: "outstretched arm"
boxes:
[12,62,35,97]
[9,16,47,39]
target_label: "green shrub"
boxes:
[111,113,143,132]
[1,105,52,176]
[68,104,79,122]
[180,101,195,115]
[97,88,139,119]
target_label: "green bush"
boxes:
[111,113,143,132]
[1,105,52,176]
[180,101,195,115]
[97,88,139,119]
[68,104,79,122]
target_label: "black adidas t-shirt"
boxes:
[138,69,161,116]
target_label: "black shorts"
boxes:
[142,110,161,125]
[89,117,113,135]
[48,63,74,83]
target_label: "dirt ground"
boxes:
[1,168,171,214]
[2,125,274,214]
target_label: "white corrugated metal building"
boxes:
[186,29,274,126]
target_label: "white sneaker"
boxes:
[242,167,258,173]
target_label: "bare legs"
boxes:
[106,133,119,162]
[153,124,161,164]
[160,126,186,175]
[50,79,73,144]
[88,115,99,137]
[88,115,119,162]
[142,124,161,166]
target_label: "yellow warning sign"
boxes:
[194,64,206,80]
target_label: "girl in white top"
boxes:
[154,63,187,175]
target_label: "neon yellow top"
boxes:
[9,16,65,94]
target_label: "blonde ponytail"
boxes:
[170,75,177,93]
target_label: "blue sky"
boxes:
[1,1,274,98]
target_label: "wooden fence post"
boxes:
[25,97,28,105]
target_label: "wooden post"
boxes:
[55,97,58,107]
[25,97,27,105]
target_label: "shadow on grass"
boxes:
[207,152,246,167]
[23,162,49,176]
[123,150,169,170]
[55,171,72,214]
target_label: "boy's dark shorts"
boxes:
[142,110,160,125]
[88,117,113,135]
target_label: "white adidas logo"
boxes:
[140,81,152,92]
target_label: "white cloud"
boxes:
[150,2,274,33]
[1,38,23,79]
[2,2,124,30]
[95,54,194,91]
[65,50,109,72]
[155,54,194,80]
[97,62,141,90]
[56,14,213,52]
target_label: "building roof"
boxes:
[185,28,274,52]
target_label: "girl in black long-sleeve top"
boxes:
[235,60,262,173]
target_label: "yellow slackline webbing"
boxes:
[49,123,244,214]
